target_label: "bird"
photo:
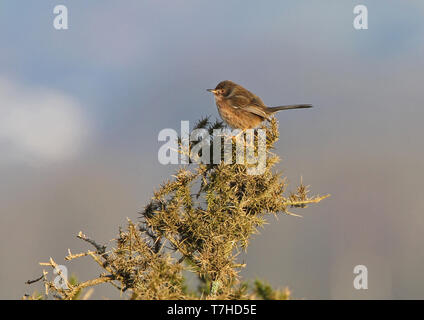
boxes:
[207,80,312,130]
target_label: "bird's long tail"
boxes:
[267,104,312,114]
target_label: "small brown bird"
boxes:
[207,80,312,129]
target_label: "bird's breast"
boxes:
[215,100,264,130]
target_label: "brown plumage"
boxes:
[207,80,312,129]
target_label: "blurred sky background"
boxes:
[1,0,424,299]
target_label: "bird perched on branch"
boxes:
[207,80,312,130]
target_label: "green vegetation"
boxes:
[25,117,328,300]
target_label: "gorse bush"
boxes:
[25,117,328,300]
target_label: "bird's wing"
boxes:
[227,94,270,120]
[241,105,270,120]
[226,94,250,108]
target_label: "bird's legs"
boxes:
[232,129,256,151]
[232,129,246,143]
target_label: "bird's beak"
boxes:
[207,89,217,93]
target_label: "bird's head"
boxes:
[207,80,235,98]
